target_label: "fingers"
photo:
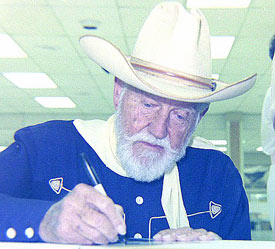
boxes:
[176,228,207,241]
[197,231,221,241]
[72,184,126,236]
[79,205,118,242]
[45,212,109,245]
[39,202,90,244]
[115,204,125,217]
[153,227,222,242]
[73,215,111,244]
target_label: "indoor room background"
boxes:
[0,0,274,241]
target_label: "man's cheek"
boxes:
[170,133,184,150]
[124,115,142,135]
[131,114,149,132]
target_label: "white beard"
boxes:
[115,106,193,182]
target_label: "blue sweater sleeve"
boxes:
[180,148,251,240]
[220,160,251,240]
[226,187,251,240]
[0,138,54,242]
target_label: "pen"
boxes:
[80,152,126,243]
[80,152,107,196]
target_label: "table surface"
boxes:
[0,240,274,249]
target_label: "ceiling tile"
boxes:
[119,7,152,37]
[50,73,98,93]
[212,59,227,75]
[14,35,79,59]
[230,37,271,59]
[33,56,88,74]
[52,6,123,38]
[117,0,165,8]
[0,58,41,72]
[221,57,269,82]
[0,5,64,35]
[92,71,115,89]
[250,0,275,8]
[0,87,29,99]
[92,74,115,108]
[240,8,275,38]
[202,9,248,36]
[72,93,113,114]
[0,0,47,5]
[47,0,117,7]
[22,88,68,98]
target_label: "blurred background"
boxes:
[0,0,274,240]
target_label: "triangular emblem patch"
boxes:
[209,201,222,219]
[49,177,64,194]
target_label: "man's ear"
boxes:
[113,77,124,110]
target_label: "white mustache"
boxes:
[125,129,177,154]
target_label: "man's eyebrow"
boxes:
[177,106,197,112]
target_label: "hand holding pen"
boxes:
[80,153,126,243]
[39,154,126,245]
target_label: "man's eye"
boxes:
[176,114,184,120]
[144,103,153,108]
[173,111,190,122]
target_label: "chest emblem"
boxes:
[187,201,222,219]
[209,201,222,219]
[49,177,72,194]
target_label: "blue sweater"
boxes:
[0,120,251,242]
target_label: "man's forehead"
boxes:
[126,84,199,109]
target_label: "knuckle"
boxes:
[208,231,218,237]
[73,183,87,193]
[91,212,104,225]
[101,197,114,211]
[60,199,77,214]
[61,196,73,207]
[115,204,124,214]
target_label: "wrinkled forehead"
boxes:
[124,83,201,110]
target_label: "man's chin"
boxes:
[130,171,165,182]
[124,158,176,182]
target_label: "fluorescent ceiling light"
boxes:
[209,140,227,145]
[211,36,235,59]
[217,147,227,152]
[3,72,57,88]
[187,0,251,8]
[0,34,27,58]
[35,97,76,108]
[256,146,263,152]
[211,74,220,80]
[0,146,7,152]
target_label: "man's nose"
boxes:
[148,110,169,139]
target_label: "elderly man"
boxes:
[261,35,275,234]
[0,1,256,244]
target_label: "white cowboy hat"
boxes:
[79,1,256,103]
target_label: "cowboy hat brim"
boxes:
[80,35,257,103]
